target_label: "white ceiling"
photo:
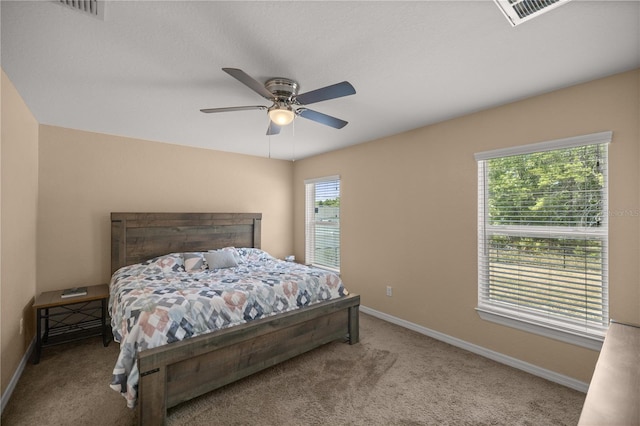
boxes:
[2,1,639,160]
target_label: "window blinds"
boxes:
[305,176,341,271]
[476,132,610,340]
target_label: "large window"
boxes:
[475,132,611,349]
[305,176,340,271]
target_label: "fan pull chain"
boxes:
[267,115,272,159]
[291,119,296,162]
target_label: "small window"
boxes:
[305,176,340,271]
[475,132,611,349]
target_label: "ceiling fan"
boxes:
[200,68,356,135]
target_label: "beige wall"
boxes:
[293,69,640,383]
[1,70,39,395]
[37,125,294,292]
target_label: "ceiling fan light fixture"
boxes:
[268,106,295,126]
[201,68,355,134]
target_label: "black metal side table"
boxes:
[32,283,110,364]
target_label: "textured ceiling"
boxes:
[2,1,639,160]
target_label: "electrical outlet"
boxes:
[19,318,24,335]
[386,286,393,297]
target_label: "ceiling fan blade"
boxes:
[200,105,266,113]
[294,81,355,105]
[222,68,275,100]
[297,108,348,129]
[266,121,281,135]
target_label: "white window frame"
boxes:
[475,132,611,350]
[305,175,341,272]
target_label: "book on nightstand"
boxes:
[61,286,88,298]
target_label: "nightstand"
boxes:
[32,283,110,364]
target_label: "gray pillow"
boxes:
[209,247,243,264]
[205,251,238,269]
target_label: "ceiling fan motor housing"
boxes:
[265,78,299,102]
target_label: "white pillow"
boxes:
[183,253,205,273]
[205,251,238,269]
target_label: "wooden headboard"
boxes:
[111,212,262,274]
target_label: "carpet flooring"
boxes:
[1,313,585,425]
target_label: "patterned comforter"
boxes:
[109,247,347,408]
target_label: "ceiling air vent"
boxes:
[55,0,105,20]
[494,0,571,26]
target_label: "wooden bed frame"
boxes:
[110,212,360,425]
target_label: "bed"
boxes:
[109,212,360,425]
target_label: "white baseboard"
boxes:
[359,305,589,393]
[1,338,35,414]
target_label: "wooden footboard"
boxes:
[137,293,360,425]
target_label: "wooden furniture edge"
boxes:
[33,283,109,308]
[578,321,640,425]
